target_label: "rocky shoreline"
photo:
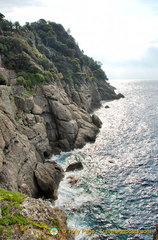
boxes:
[0,56,124,239]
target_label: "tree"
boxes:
[0,13,5,35]
[14,21,21,30]
[0,13,5,21]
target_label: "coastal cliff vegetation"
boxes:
[0,13,107,87]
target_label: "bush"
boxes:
[16,76,26,86]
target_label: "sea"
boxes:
[51,79,158,240]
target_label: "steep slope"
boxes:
[0,15,123,199]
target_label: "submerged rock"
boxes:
[67,175,79,185]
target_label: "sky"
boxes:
[1,0,158,80]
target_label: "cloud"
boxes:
[103,46,158,79]
[138,0,158,15]
[0,0,42,8]
[112,46,158,68]
[0,0,43,14]
[136,47,158,68]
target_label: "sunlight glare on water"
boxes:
[54,80,158,240]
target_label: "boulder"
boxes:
[34,161,65,200]
[75,124,98,148]
[105,105,110,108]
[92,114,102,128]
[66,162,83,172]
[116,93,125,99]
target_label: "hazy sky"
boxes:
[1,0,158,80]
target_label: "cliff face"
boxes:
[0,16,124,238]
[0,101,64,199]
[0,59,121,200]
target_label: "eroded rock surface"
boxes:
[0,58,122,201]
[0,105,52,198]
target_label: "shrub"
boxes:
[16,76,26,86]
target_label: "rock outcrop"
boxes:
[0,82,100,200]
[66,162,83,172]
[0,51,124,217]
[0,189,74,240]
[0,68,122,200]
[35,161,65,201]
[0,104,57,199]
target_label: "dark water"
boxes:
[53,80,158,240]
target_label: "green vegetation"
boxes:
[0,189,59,239]
[0,188,25,204]
[0,13,108,88]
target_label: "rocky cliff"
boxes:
[0,16,124,239]
[0,73,120,199]
[0,37,123,197]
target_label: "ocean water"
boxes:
[52,80,158,240]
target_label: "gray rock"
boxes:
[19,184,31,197]
[0,67,8,84]
[0,150,4,173]
[75,122,98,148]
[57,139,71,152]
[72,90,81,106]
[66,162,83,172]
[0,86,16,116]
[49,100,72,121]
[14,96,34,113]
[0,105,39,197]
[105,105,110,108]
[92,114,102,128]
[34,161,65,200]
[32,104,43,115]
[116,93,125,99]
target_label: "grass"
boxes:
[0,189,59,239]
[0,189,25,204]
